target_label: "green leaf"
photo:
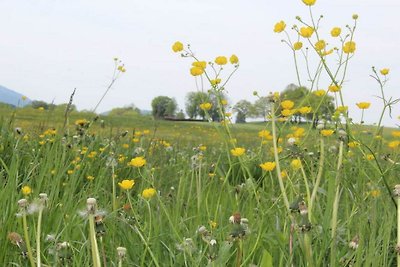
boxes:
[259,249,273,267]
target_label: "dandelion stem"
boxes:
[22,213,35,267]
[36,208,43,267]
[89,214,101,267]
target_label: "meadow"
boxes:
[2,1,400,266]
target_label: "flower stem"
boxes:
[89,214,101,267]
[36,208,43,267]
[330,140,344,266]
[22,214,35,267]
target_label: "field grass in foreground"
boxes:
[0,109,399,266]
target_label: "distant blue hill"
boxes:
[0,85,31,107]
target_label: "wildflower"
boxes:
[302,0,316,6]
[117,247,127,260]
[380,68,390,75]
[230,54,239,64]
[86,175,95,181]
[293,41,303,50]
[314,89,326,97]
[142,188,157,199]
[260,161,276,171]
[281,100,295,109]
[192,61,207,69]
[299,27,314,38]
[128,156,146,167]
[117,65,126,72]
[391,131,400,138]
[230,147,245,157]
[356,102,371,109]
[21,186,32,196]
[320,129,334,137]
[348,141,360,148]
[118,180,135,190]
[274,21,286,33]
[388,140,400,149]
[67,170,74,175]
[190,67,204,76]
[328,84,341,92]
[343,41,356,54]
[199,102,212,111]
[315,40,326,51]
[298,106,312,114]
[291,159,302,169]
[281,170,288,179]
[370,189,381,197]
[336,106,348,113]
[281,109,293,117]
[221,99,228,105]
[330,27,341,37]
[172,41,184,52]
[258,130,271,139]
[209,220,217,229]
[199,145,207,151]
[365,154,374,161]
[38,107,45,111]
[210,79,221,86]
[352,14,359,20]
[215,56,227,65]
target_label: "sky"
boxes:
[0,0,399,126]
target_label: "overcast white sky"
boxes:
[0,0,399,126]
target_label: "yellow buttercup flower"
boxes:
[86,175,95,181]
[328,84,341,92]
[21,186,32,196]
[260,161,276,171]
[336,106,348,113]
[343,41,356,54]
[380,68,389,75]
[302,0,316,6]
[391,131,400,137]
[299,27,314,38]
[291,159,302,169]
[221,99,228,105]
[274,20,286,33]
[142,188,157,199]
[348,141,360,148]
[190,67,204,76]
[315,40,326,51]
[128,156,146,167]
[215,56,227,65]
[258,130,271,139]
[370,190,381,198]
[230,147,245,157]
[199,102,212,111]
[388,140,400,149]
[356,102,371,109]
[281,100,295,109]
[118,179,135,190]
[230,54,239,64]
[298,106,312,114]
[293,42,303,50]
[314,89,326,97]
[172,41,184,52]
[365,154,374,161]
[331,27,341,37]
[281,109,293,117]
[320,129,334,137]
[192,61,207,69]
[210,79,221,86]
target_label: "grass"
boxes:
[0,107,399,266]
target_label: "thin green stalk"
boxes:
[22,214,35,267]
[397,188,400,267]
[36,208,43,267]
[112,165,116,211]
[309,137,325,219]
[299,157,311,213]
[271,102,290,212]
[89,214,101,267]
[330,140,344,266]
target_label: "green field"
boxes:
[0,105,399,266]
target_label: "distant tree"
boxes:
[185,92,208,119]
[280,84,335,125]
[253,96,271,121]
[31,100,49,110]
[151,96,177,119]
[108,105,141,117]
[176,109,185,120]
[233,100,254,123]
